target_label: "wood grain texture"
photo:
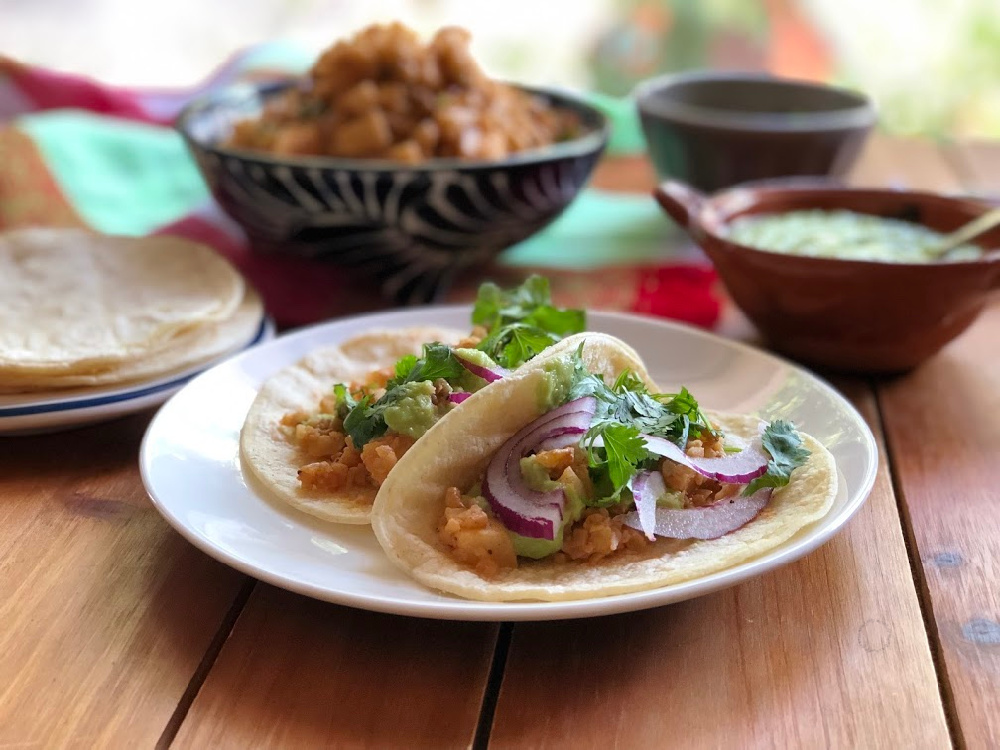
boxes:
[878,306,1000,749]
[943,138,1000,196]
[876,139,1000,749]
[849,133,963,192]
[173,584,497,749]
[0,412,246,748]
[488,383,948,749]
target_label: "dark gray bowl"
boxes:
[177,81,608,303]
[635,71,876,193]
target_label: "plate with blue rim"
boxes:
[0,316,274,436]
[139,306,878,621]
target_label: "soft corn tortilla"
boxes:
[0,228,244,376]
[240,326,465,524]
[371,335,838,602]
[0,287,264,392]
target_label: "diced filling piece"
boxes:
[226,23,582,162]
[438,487,517,577]
[282,364,421,492]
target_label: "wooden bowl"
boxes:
[654,179,1000,373]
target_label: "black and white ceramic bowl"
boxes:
[177,82,609,302]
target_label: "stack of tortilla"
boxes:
[0,227,263,393]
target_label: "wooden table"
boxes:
[2,135,998,749]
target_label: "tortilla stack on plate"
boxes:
[0,227,263,392]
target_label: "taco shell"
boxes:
[371,334,838,602]
[240,326,463,524]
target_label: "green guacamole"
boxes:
[728,209,985,263]
[538,355,575,411]
[382,380,440,439]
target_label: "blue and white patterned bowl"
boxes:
[177,82,609,302]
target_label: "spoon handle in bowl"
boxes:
[933,205,1000,257]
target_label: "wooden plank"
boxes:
[849,132,963,192]
[875,137,1000,748]
[878,305,1000,749]
[487,383,948,749]
[942,138,1000,197]
[173,584,497,749]
[0,412,247,747]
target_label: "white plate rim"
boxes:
[140,307,878,621]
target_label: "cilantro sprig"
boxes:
[385,342,465,388]
[743,420,810,495]
[340,342,465,448]
[560,346,810,504]
[562,346,718,504]
[473,275,585,368]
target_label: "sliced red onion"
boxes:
[592,431,769,485]
[482,396,596,540]
[629,470,664,541]
[622,488,772,540]
[534,424,588,452]
[448,391,472,404]
[454,351,508,383]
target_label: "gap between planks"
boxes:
[157,579,258,749]
[472,622,514,750]
[872,384,962,750]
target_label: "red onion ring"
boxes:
[482,397,596,540]
[454,351,508,383]
[593,431,770,485]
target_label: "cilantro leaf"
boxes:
[600,424,649,492]
[743,420,811,495]
[344,342,466,448]
[654,386,717,442]
[529,305,586,337]
[332,383,357,419]
[500,325,559,369]
[410,342,466,383]
[473,275,585,368]
[386,342,465,389]
[612,370,648,394]
[393,355,418,382]
[472,275,550,328]
[342,395,388,447]
[471,282,503,327]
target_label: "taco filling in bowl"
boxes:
[371,334,837,602]
[240,276,587,524]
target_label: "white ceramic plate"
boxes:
[140,308,877,621]
[0,317,274,435]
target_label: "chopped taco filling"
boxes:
[280,275,585,493]
[436,346,812,576]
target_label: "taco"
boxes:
[371,333,838,601]
[240,275,595,524]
